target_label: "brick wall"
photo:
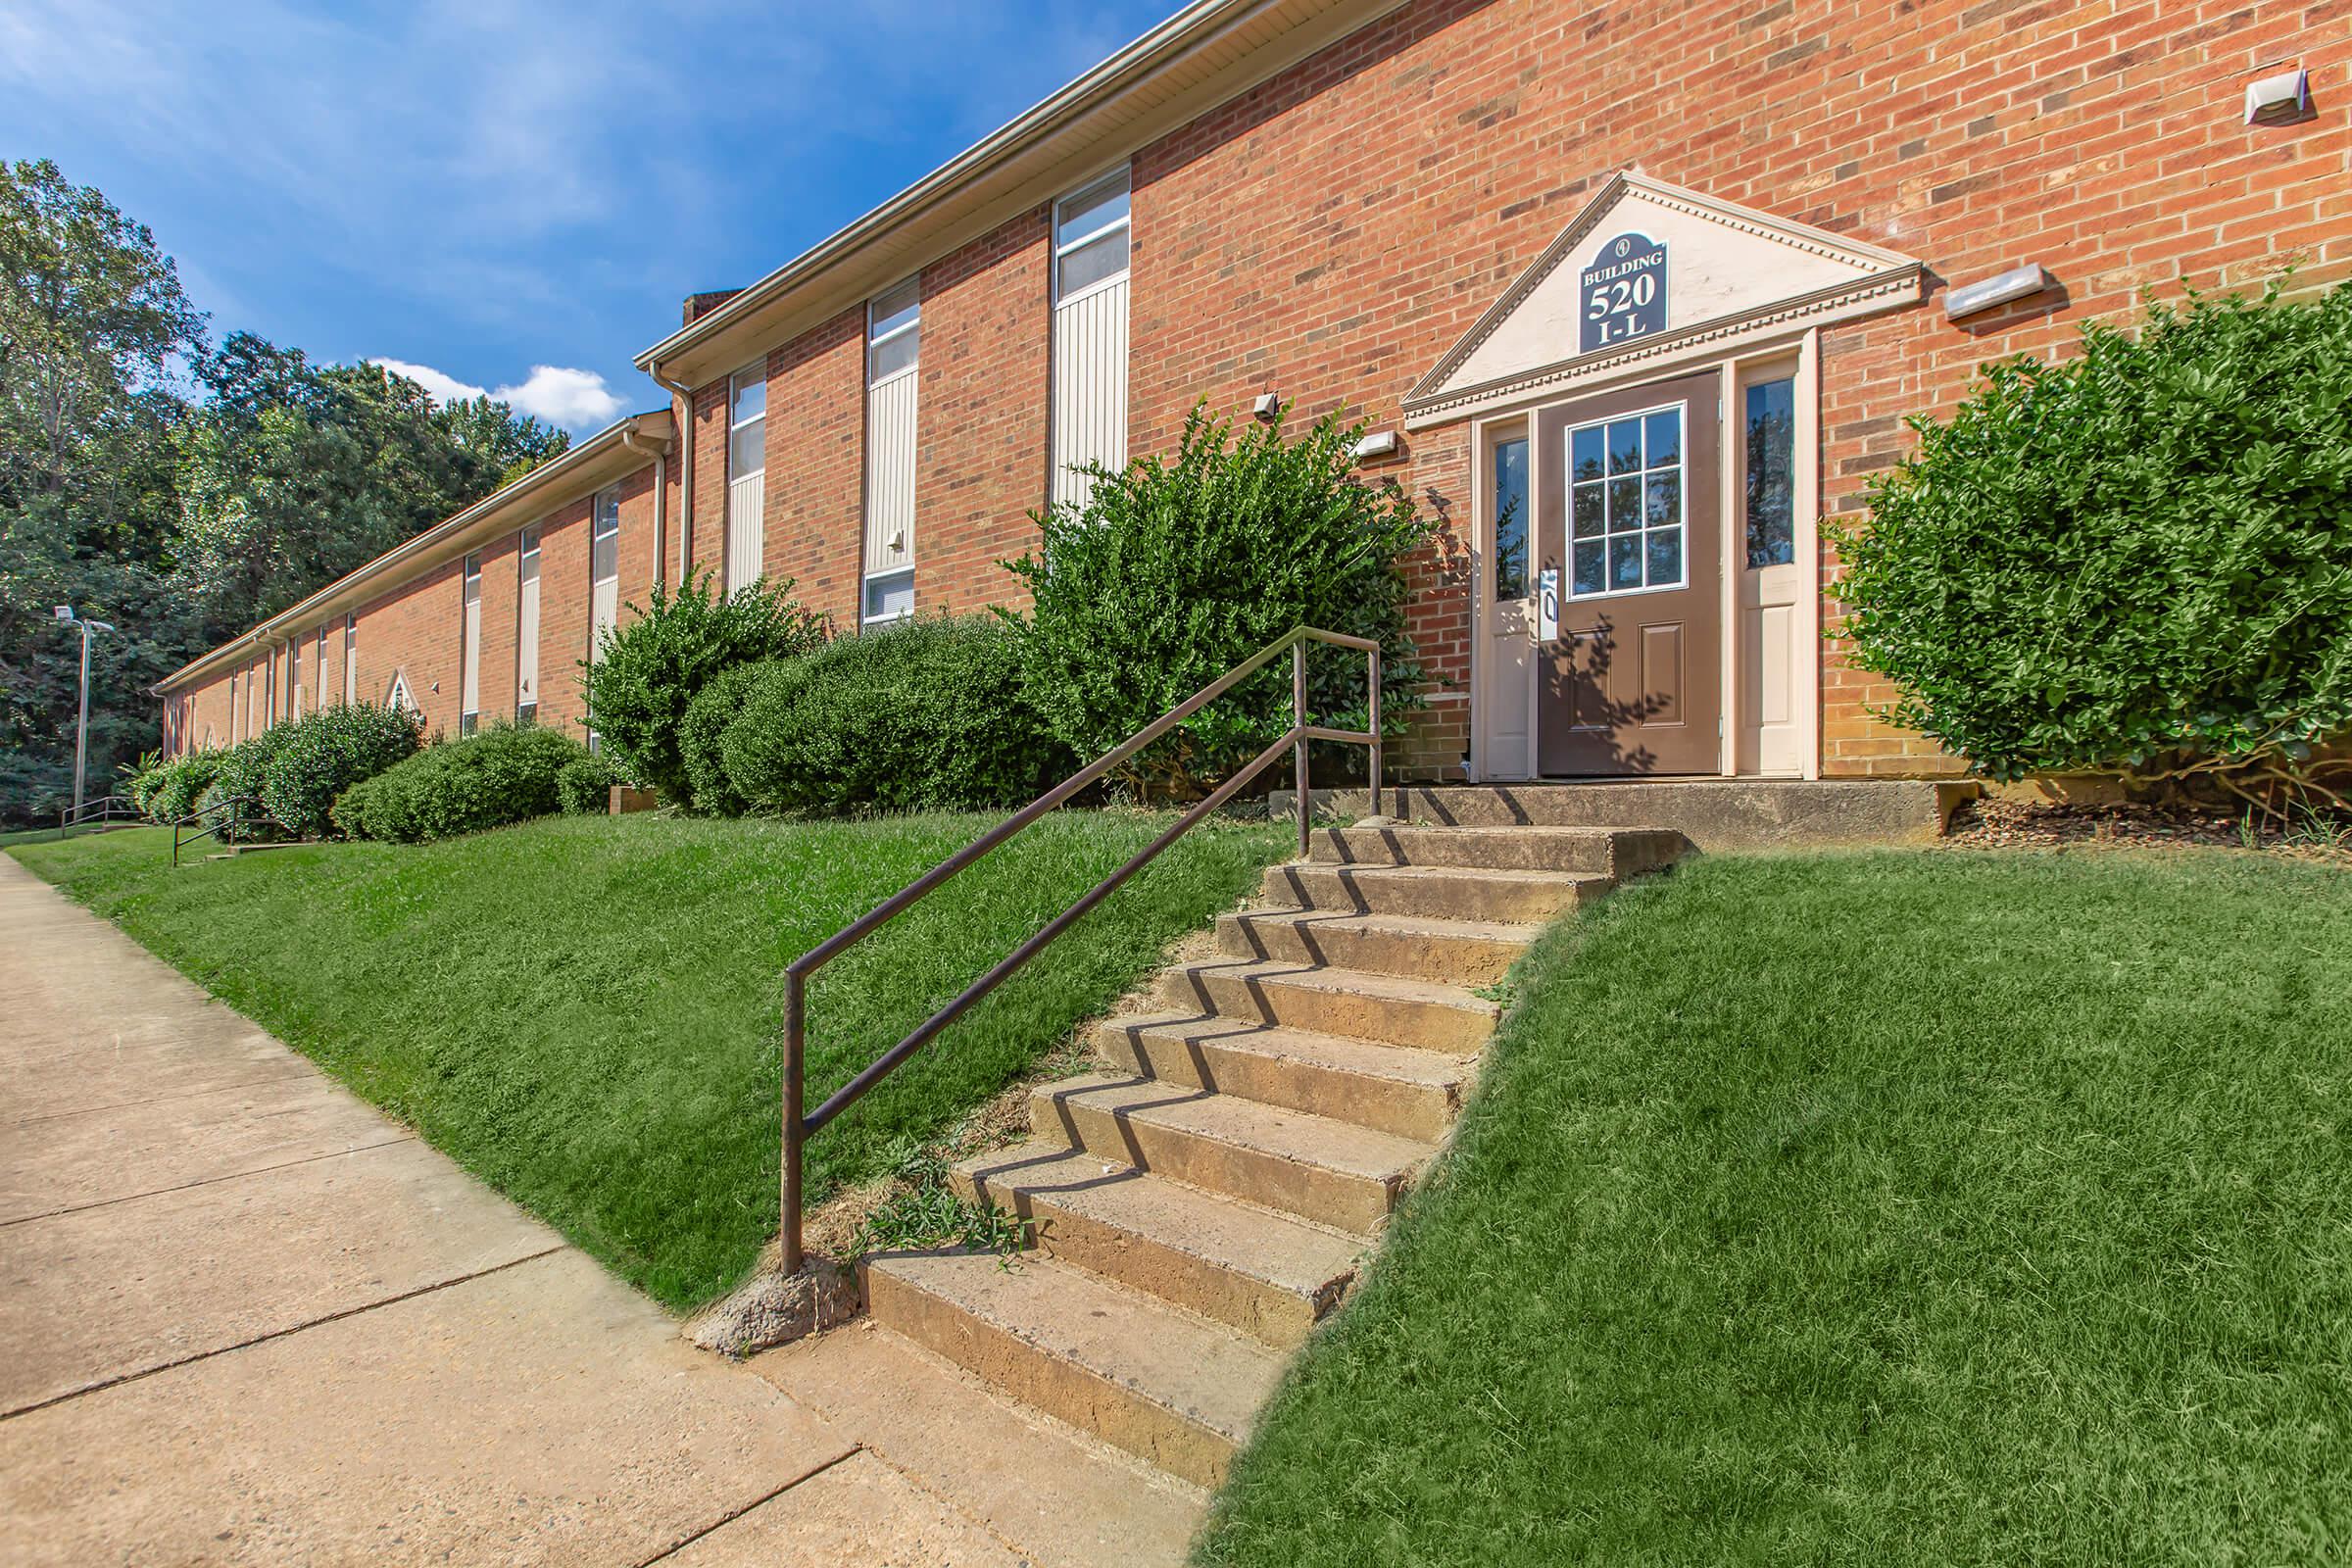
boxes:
[354,559,462,740]
[760,310,866,628]
[538,492,596,740]
[915,207,1055,617]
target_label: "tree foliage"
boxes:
[1832,278,2352,812]
[0,160,566,823]
[1001,403,1430,799]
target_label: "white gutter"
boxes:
[158,409,672,692]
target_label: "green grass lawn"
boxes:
[1199,849,2352,1567]
[11,812,1282,1311]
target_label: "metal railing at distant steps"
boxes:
[172,794,285,867]
[777,625,1382,1272]
[56,794,140,834]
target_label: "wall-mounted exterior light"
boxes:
[1945,263,2054,322]
[2244,68,2311,126]
[1352,429,1399,462]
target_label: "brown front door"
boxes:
[1535,371,1723,775]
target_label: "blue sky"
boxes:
[0,0,1178,430]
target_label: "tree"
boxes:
[172,336,568,643]
[0,160,203,819]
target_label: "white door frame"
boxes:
[1465,328,1822,781]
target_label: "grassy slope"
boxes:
[13,813,1282,1311]
[1200,850,2352,1567]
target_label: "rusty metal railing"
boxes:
[778,625,1382,1272]
[57,794,138,834]
[172,794,276,867]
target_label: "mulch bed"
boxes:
[1943,796,2352,863]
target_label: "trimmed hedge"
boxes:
[333,723,591,843]
[719,616,1069,816]
[556,752,621,816]
[258,703,422,838]
[678,660,771,815]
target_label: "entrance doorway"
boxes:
[1534,370,1722,775]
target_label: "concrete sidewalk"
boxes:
[0,854,1061,1565]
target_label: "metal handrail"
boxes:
[172,794,273,867]
[58,794,138,832]
[778,624,1382,1272]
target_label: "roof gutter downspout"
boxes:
[651,370,696,587]
[619,417,676,590]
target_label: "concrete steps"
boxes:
[1032,1072,1431,1234]
[1311,823,1684,876]
[858,820,1685,1486]
[1262,860,1609,924]
[1159,957,1498,1053]
[1214,907,1531,985]
[864,1250,1283,1489]
[953,1143,1364,1349]
[1094,1012,1471,1141]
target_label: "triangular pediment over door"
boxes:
[1404,172,1925,427]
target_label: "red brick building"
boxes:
[162,0,2346,784]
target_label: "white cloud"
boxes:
[370,358,486,403]
[496,366,626,430]
[368,358,625,432]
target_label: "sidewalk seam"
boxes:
[0,1243,565,1422]
[0,1134,416,1229]
[631,1444,868,1566]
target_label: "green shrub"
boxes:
[134,749,223,824]
[1001,403,1430,798]
[1833,278,2352,808]
[721,616,1070,816]
[195,724,302,841]
[333,722,590,843]
[578,570,829,807]
[677,660,774,815]
[555,752,621,816]
[256,703,422,838]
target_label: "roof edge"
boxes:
[157,408,673,694]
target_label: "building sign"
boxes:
[1579,231,1668,353]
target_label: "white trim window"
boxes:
[342,614,357,707]
[459,551,483,736]
[863,276,920,626]
[290,637,304,722]
[725,362,767,591]
[317,625,330,709]
[1054,168,1131,302]
[1050,166,1133,514]
[591,487,621,662]
[515,525,541,725]
[1566,401,1688,599]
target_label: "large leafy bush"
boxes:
[578,570,828,806]
[133,749,223,824]
[719,616,1069,816]
[677,659,771,815]
[332,722,589,843]
[256,702,421,838]
[1002,404,1430,798]
[193,724,301,841]
[555,752,620,816]
[1834,279,2352,808]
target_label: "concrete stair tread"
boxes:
[1036,1072,1435,1198]
[865,1250,1283,1451]
[1105,1010,1479,1077]
[1166,956,1498,1015]
[1223,906,1540,944]
[957,1143,1367,1307]
[1288,862,1608,890]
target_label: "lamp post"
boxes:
[53,607,115,822]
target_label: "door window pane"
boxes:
[1744,376,1797,568]
[1567,402,1686,597]
[1492,435,1528,601]
[1572,482,1605,539]
[1571,426,1605,482]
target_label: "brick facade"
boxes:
[165,0,2347,784]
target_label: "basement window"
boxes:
[862,568,914,625]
